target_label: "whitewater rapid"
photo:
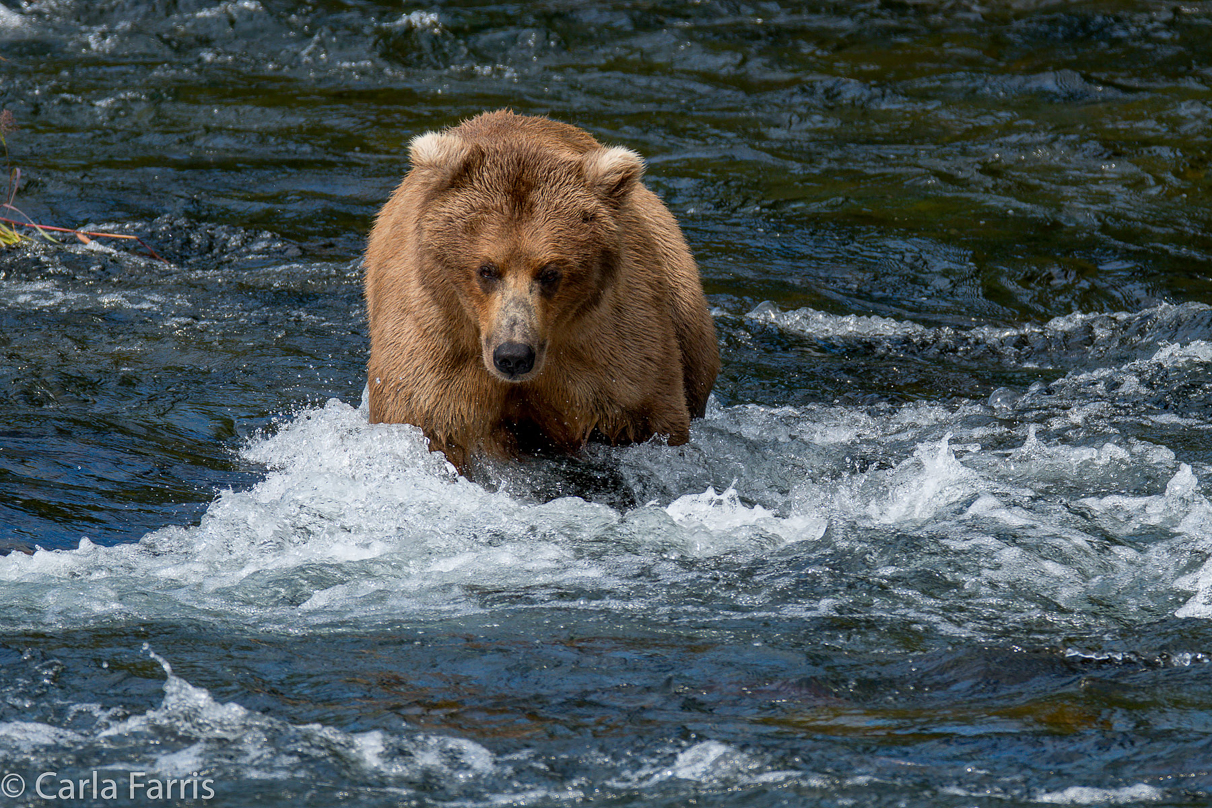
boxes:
[2,303,1210,638]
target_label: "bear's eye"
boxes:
[477,263,499,282]
[580,210,595,224]
[537,264,562,290]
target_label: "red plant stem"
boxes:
[0,215,134,239]
[0,215,168,263]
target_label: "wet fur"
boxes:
[364,110,719,469]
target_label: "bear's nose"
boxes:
[493,342,536,378]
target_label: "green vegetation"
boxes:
[0,109,25,247]
[0,109,165,261]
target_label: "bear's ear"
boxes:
[582,146,644,205]
[408,132,482,187]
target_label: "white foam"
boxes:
[389,10,443,33]
[7,649,817,801]
[1173,534,1212,620]
[0,398,819,630]
[617,740,797,788]
[195,0,263,18]
[0,721,88,751]
[749,301,1212,374]
[153,743,207,778]
[665,485,826,549]
[746,300,929,338]
[1148,340,1212,365]
[0,4,24,30]
[1077,464,1212,536]
[669,741,752,781]
[98,650,252,742]
[0,361,1208,632]
[37,647,500,788]
[1036,783,1163,804]
[0,280,173,312]
[403,735,495,779]
[865,435,980,524]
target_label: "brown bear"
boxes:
[364,110,718,470]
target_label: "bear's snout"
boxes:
[484,286,544,381]
[492,341,536,379]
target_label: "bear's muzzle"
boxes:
[493,341,536,379]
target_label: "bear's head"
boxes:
[407,130,643,384]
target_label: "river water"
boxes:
[1,1,1211,806]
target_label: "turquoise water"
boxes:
[1,1,1211,805]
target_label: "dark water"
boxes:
[1,1,1212,805]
